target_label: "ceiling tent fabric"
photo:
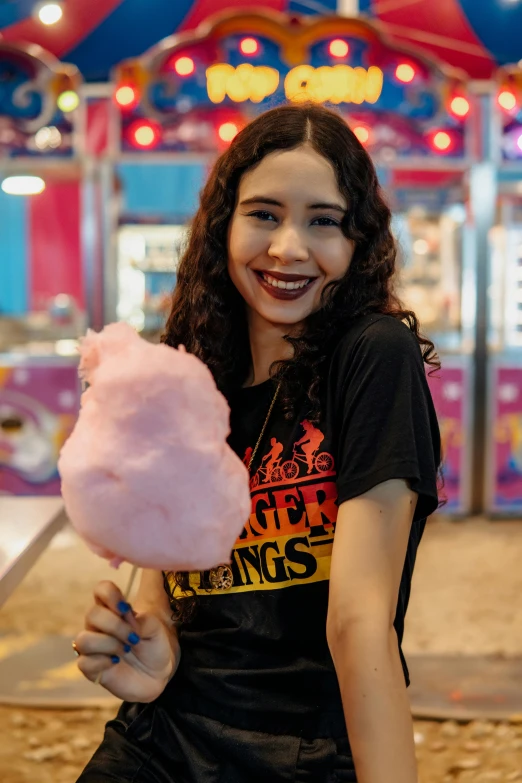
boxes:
[369,0,496,79]
[64,0,196,82]
[0,0,35,28]
[457,0,522,67]
[178,0,285,33]
[364,0,522,79]
[0,0,520,81]
[1,0,124,62]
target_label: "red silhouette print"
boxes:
[248,423,334,490]
[261,437,284,482]
[251,437,284,488]
[243,446,253,467]
[295,421,325,473]
[282,421,334,479]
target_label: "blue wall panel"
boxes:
[0,191,28,316]
[118,163,206,221]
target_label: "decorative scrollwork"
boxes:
[0,42,81,154]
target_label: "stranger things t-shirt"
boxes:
[163,314,441,738]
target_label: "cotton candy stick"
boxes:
[94,564,139,686]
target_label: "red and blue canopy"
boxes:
[0,0,521,82]
[360,0,522,80]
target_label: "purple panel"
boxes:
[427,365,468,513]
[0,362,80,496]
[492,367,522,511]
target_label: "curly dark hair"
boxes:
[161,103,440,621]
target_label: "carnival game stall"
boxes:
[0,40,85,496]
[485,65,522,513]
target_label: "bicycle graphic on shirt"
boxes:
[249,420,334,489]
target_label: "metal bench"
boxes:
[0,497,67,608]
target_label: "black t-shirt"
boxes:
[163,313,441,738]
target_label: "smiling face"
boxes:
[227,144,355,334]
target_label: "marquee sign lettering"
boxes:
[206,64,280,104]
[205,63,383,106]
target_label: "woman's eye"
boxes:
[312,216,340,227]
[248,210,276,222]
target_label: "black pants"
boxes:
[77,701,357,782]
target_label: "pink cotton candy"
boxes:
[58,322,251,572]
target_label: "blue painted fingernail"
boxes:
[111,655,120,664]
[123,644,131,653]
[117,601,131,614]
[128,632,140,645]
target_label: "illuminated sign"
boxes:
[285,64,383,105]
[207,63,280,104]
[206,63,383,106]
[116,11,469,157]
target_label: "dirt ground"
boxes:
[1,515,522,782]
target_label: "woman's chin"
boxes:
[251,304,312,329]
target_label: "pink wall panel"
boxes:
[28,182,84,312]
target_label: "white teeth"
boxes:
[260,273,310,290]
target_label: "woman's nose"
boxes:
[267,225,309,264]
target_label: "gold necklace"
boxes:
[247,381,281,473]
[209,381,282,591]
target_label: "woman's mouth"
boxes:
[254,271,316,301]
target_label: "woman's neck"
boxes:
[245,313,295,387]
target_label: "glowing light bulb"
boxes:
[432,131,452,151]
[395,63,415,83]
[57,91,79,112]
[218,122,239,142]
[498,90,517,111]
[329,39,349,58]
[2,176,46,195]
[37,3,63,25]
[413,239,429,255]
[353,125,370,144]
[135,127,154,146]
[240,38,259,56]
[450,96,470,118]
[129,121,161,149]
[35,126,62,150]
[174,57,195,77]
[116,85,138,108]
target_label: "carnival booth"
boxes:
[484,65,522,514]
[100,10,473,513]
[0,41,84,495]
[359,4,522,514]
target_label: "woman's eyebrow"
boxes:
[239,196,283,207]
[240,196,346,212]
[308,202,346,213]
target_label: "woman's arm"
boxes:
[326,479,418,783]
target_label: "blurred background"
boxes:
[1,2,522,782]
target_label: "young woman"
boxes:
[73,103,440,783]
